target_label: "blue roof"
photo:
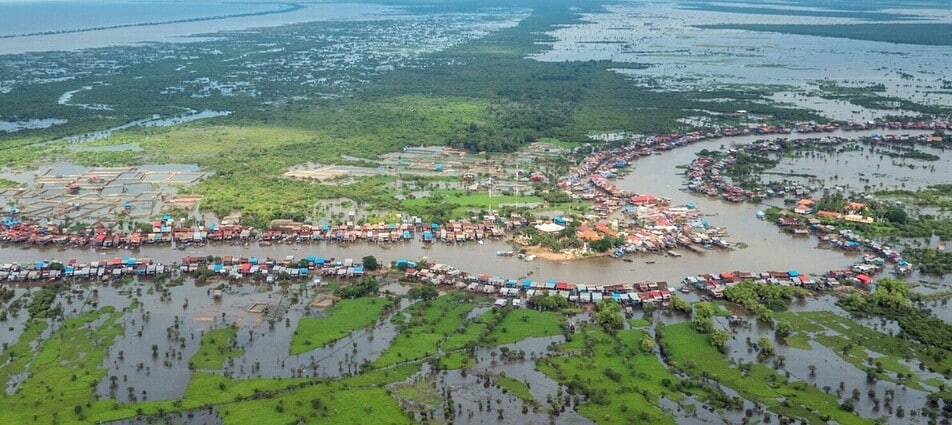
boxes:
[306,256,316,262]
[431,223,439,229]
[787,270,799,277]
[316,257,326,264]
[322,224,331,231]
[611,293,622,300]
[214,264,223,271]
[403,230,411,238]
[522,279,533,288]
[249,257,258,264]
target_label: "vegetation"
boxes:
[660,322,868,424]
[290,297,393,355]
[191,326,244,370]
[723,281,809,323]
[538,329,692,424]
[839,278,952,376]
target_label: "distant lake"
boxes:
[0,2,398,54]
[0,1,285,37]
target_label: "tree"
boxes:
[362,255,380,271]
[640,334,656,353]
[871,278,910,308]
[711,328,731,353]
[775,321,794,341]
[756,336,775,359]
[408,283,439,301]
[595,299,623,334]
[881,206,907,224]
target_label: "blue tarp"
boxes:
[787,270,799,277]
[306,256,316,263]
[505,279,517,287]
[322,224,331,231]
[553,216,566,225]
[315,257,326,264]
[214,264,223,272]
[431,223,439,230]
[423,231,433,240]
[611,293,622,301]
[522,279,533,288]
[249,257,258,265]
[403,230,411,239]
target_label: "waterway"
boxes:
[0,3,401,55]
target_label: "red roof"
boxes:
[856,274,871,284]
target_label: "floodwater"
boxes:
[0,118,67,133]
[0,128,947,287]
[61,110,231,144]
[0,3,401,55]
[531,1,952,121]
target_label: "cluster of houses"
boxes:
[0,214,523,250]
[400,258,675,307]
[773,219,913,275]
[0,254,370,284]
[682,128,947,204]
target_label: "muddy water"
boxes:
[0,128,945,287]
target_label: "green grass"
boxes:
[485,309,563,345]
[496,376,534,403]
[538,329,687,424]
[437,351,474,370]
[391,376,442,413]
[784,332,813,351]
[374,293,475,367]
[662,322,868,425]
[0,320,48,390]
[217,386,410,425]
[0,307,125,425]
[290,297,391,355]
[627,318,651,328]
[190,326,244,370]
[778,311,932,389]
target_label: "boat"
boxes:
[496,250,514,257]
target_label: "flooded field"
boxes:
[0,163,204,223]
[531,1,952,121]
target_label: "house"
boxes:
[794,199,815,214]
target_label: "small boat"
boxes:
[496,250,514,257]
[622,258,633,263]
[645,261,656,264]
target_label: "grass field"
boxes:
[0,307,124,424]
[496,376,534,403]
[374,293,476,367]
[191,326,244,370]
[662,322,868,424]
[538,329,688,424]
[485,309,563,345]
[290,297,392,355]
[775,311,935,390]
